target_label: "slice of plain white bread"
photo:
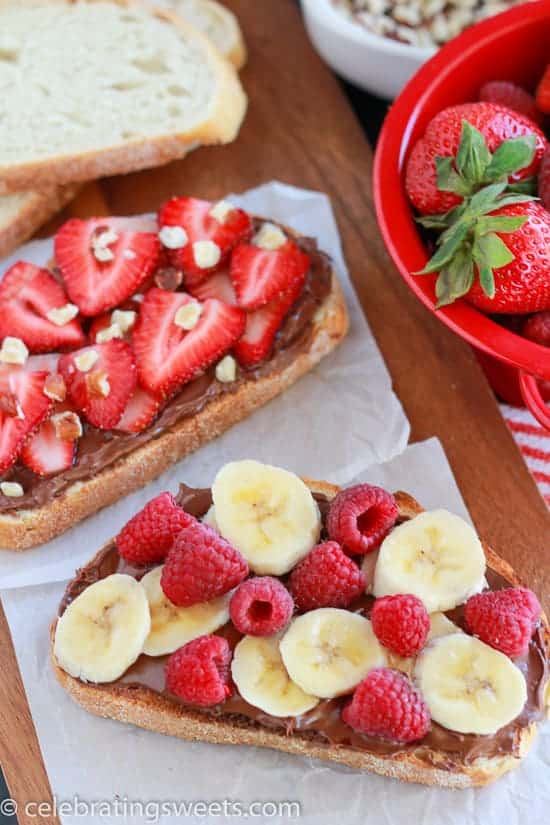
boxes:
[0,0,247,194]
[0,271,348,550]
[0,186,79,259]
[51,488,550,789]
[156,0,246,68]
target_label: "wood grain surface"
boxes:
[0,1,548,821]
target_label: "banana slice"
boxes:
[212,460,321,575]
[141,566,231,656]
[415,633,527,735]
[54,574,150,683]
[202,505,218,531]
[280,608,387,698]
[428,612,462,641]
[232,634,320,717]
[372,510,486,612]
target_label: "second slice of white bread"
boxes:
[0,186,79,259]
[156,0,246,68]
[0,0,247,194]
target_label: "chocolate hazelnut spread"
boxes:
[58,485,549,770]
[0,235,332,512]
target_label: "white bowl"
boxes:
[300,0,434,99]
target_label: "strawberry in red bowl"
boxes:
[374,2,550,429]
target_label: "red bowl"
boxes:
[373,0,550,429]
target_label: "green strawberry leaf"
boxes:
[475,215,528,235]
[468,182,508,215]
[435,247,474,308]
[506,177,538,195]
[478,261,496,298]
[435,157,471,196]
[488,193,536,210]
[416,213,452,229]
[484,135,536,182]
[476,232,515,268]
[415,222,469,275]
[456,121,492,184]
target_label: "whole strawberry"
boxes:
[418,194,550,313]
[538,144,550,211]
[536,63,550,115]
[406,102,547,216]
[479,81,541,126]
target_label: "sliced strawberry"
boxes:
[54,218,160,317]
[0,367,53,473]
[25,353,60,374]
[59,340,137,430]
[230,240,310,310]
[158,197,252,287]
[115,386,160,433]
[133,288,246,397]
[20,418,76,476]
[0,262,85,353]
[188,270,237,304]
[234,280,304,368]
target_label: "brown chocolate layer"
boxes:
[0,234,332,512]
[58,485,549,770]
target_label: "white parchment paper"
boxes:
[2,438,549,825]
[0,182,409,587]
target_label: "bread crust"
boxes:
[0,185,78,259]
[50,485,549,789]
[0,0,247,193]
[0,275,348,550]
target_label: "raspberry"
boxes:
[165,635,232,706]
[229,577,293,636]
[161,521,248,607]
[116,492,194,565]
[464,587,541,657]
[371,594,430,658]
[288,541,366,611]
[537,145,550,211]
[479,81,541,125]
[327,484,398,555]
[342,668,430,743]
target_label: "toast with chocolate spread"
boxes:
[51,465,550,788]
[0,201,348,549]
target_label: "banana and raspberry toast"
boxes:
[51,461,549,789]
[0,199,348,549]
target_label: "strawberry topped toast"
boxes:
[52,461,549,788]
[0,199,348,549]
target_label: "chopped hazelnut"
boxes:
[0,336,28,365]
[0,481,23,498]
[86,369,110,398]
[111,310,137,333]
[193,240,221,269]
[96,323,123,343]
[51,411,83,441]
[159,225,188,250]
[74,350,99,372]
[209,200,235,224]
[253,222,286,251]
[44,373,67,403]
[215,355,237,383]
[46,303,79,326]
[174,302,202,331]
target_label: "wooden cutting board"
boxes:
[1,2,548,821]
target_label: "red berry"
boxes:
[116,492,194,565]
[115,386,160,433]
[161,522,248,607]
[132,288,246,397]
[229,577,293,636]
[479,81,541,125]
[342,668,430,743]
[158,197,252,287]
[464,587,541,658]
[536,64,550,115]
[288,541,365,611]
[538,144,550,211]
[327,484,398,555]
[54,218,160,317]
[523,311,550,346]
[230,239,310,310]
[371,594,430,658]
[165,634,232,706]
[20,416,77,476]
[0,262,85,353]
[0,366,53,473]
[406,102,547,216]
[59,340,137,429]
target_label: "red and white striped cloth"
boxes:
[501,404,550,508]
